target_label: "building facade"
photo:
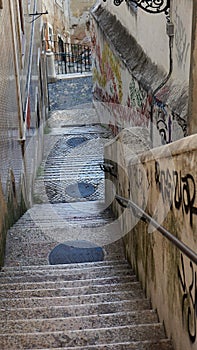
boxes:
[41,0,95,45]
[41,0,70,45]
[68,0,95,43]
[0,0,48,267]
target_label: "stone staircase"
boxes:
[0,260,173,349]
[0,104,174,349]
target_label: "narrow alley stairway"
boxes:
[0,75,174,349]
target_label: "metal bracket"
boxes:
[29,11,48,16]
[103,0,170,20]
[28,10,48,22]
[100,163,117,178]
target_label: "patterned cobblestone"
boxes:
[48,75,93,111]
[4,76,123,266]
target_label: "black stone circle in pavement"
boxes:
[65,182,96,198]
[66,136,88,148]
[49,240,104,265]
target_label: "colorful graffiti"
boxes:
[91,21,187,143]
[127,77,151,127]
[93,42,123,104]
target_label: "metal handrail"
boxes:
[100,163,117,178]
[115,194,197,265]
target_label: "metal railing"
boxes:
[115,194,197,265]
[43,40,92,75]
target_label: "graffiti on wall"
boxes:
[92,23,187,143]
[154,100,172,144]
[154,96,187,145]
[155,161,197,227]
[178,254,197,343]
[92,37,151,131]
[93,42,123,104]
[174,6,190,71]
[127,77,151,127]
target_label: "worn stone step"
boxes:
[4,255,126,267]
[35,339,174,350]
[0,310,158,334]
[1,260,129,273]
[0,324,166,349]
[0,275,137,290]
[0,290,146,309]
[0,281,142,299]
[0,266,133,284]
[0,299,151,321]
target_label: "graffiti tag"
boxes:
[178,254,197,343]
[155,162,197,227]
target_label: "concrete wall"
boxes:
[188,1,197,134]
[0,0,48,267]
[91,1,195,146]
[104,130,197,350]
[103,0,193,84]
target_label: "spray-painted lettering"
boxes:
[178,254,197,343]
[155,162,197,226]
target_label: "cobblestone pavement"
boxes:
[4,75,123,266]
[48,75,93,111]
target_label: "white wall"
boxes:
[103,0,193,84]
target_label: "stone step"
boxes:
[1,260,129,272]
[0,310,158,334]
[35,340,174,350]
[6,210,118,229]
[0,299,151,321]
[0,281,141,299]
[0,266,133,284]
[0,324,166,349]
[0,275,137,290]
[4,253,126,267]
[4,242,126,267]
[0,290,146,309]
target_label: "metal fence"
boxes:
[43,40,92,75]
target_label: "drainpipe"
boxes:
[23,0,37,138]
[150,13,174,147]
[8,0,24,141]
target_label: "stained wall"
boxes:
[104,129,197,350]
[0,0,48,267]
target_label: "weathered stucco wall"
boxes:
[188,1,197,134]
[104,130,197,350]
[68,0,95,43]
[91,4,188,147]
[0,1,48,267]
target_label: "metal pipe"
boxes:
[115,194,197,265]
